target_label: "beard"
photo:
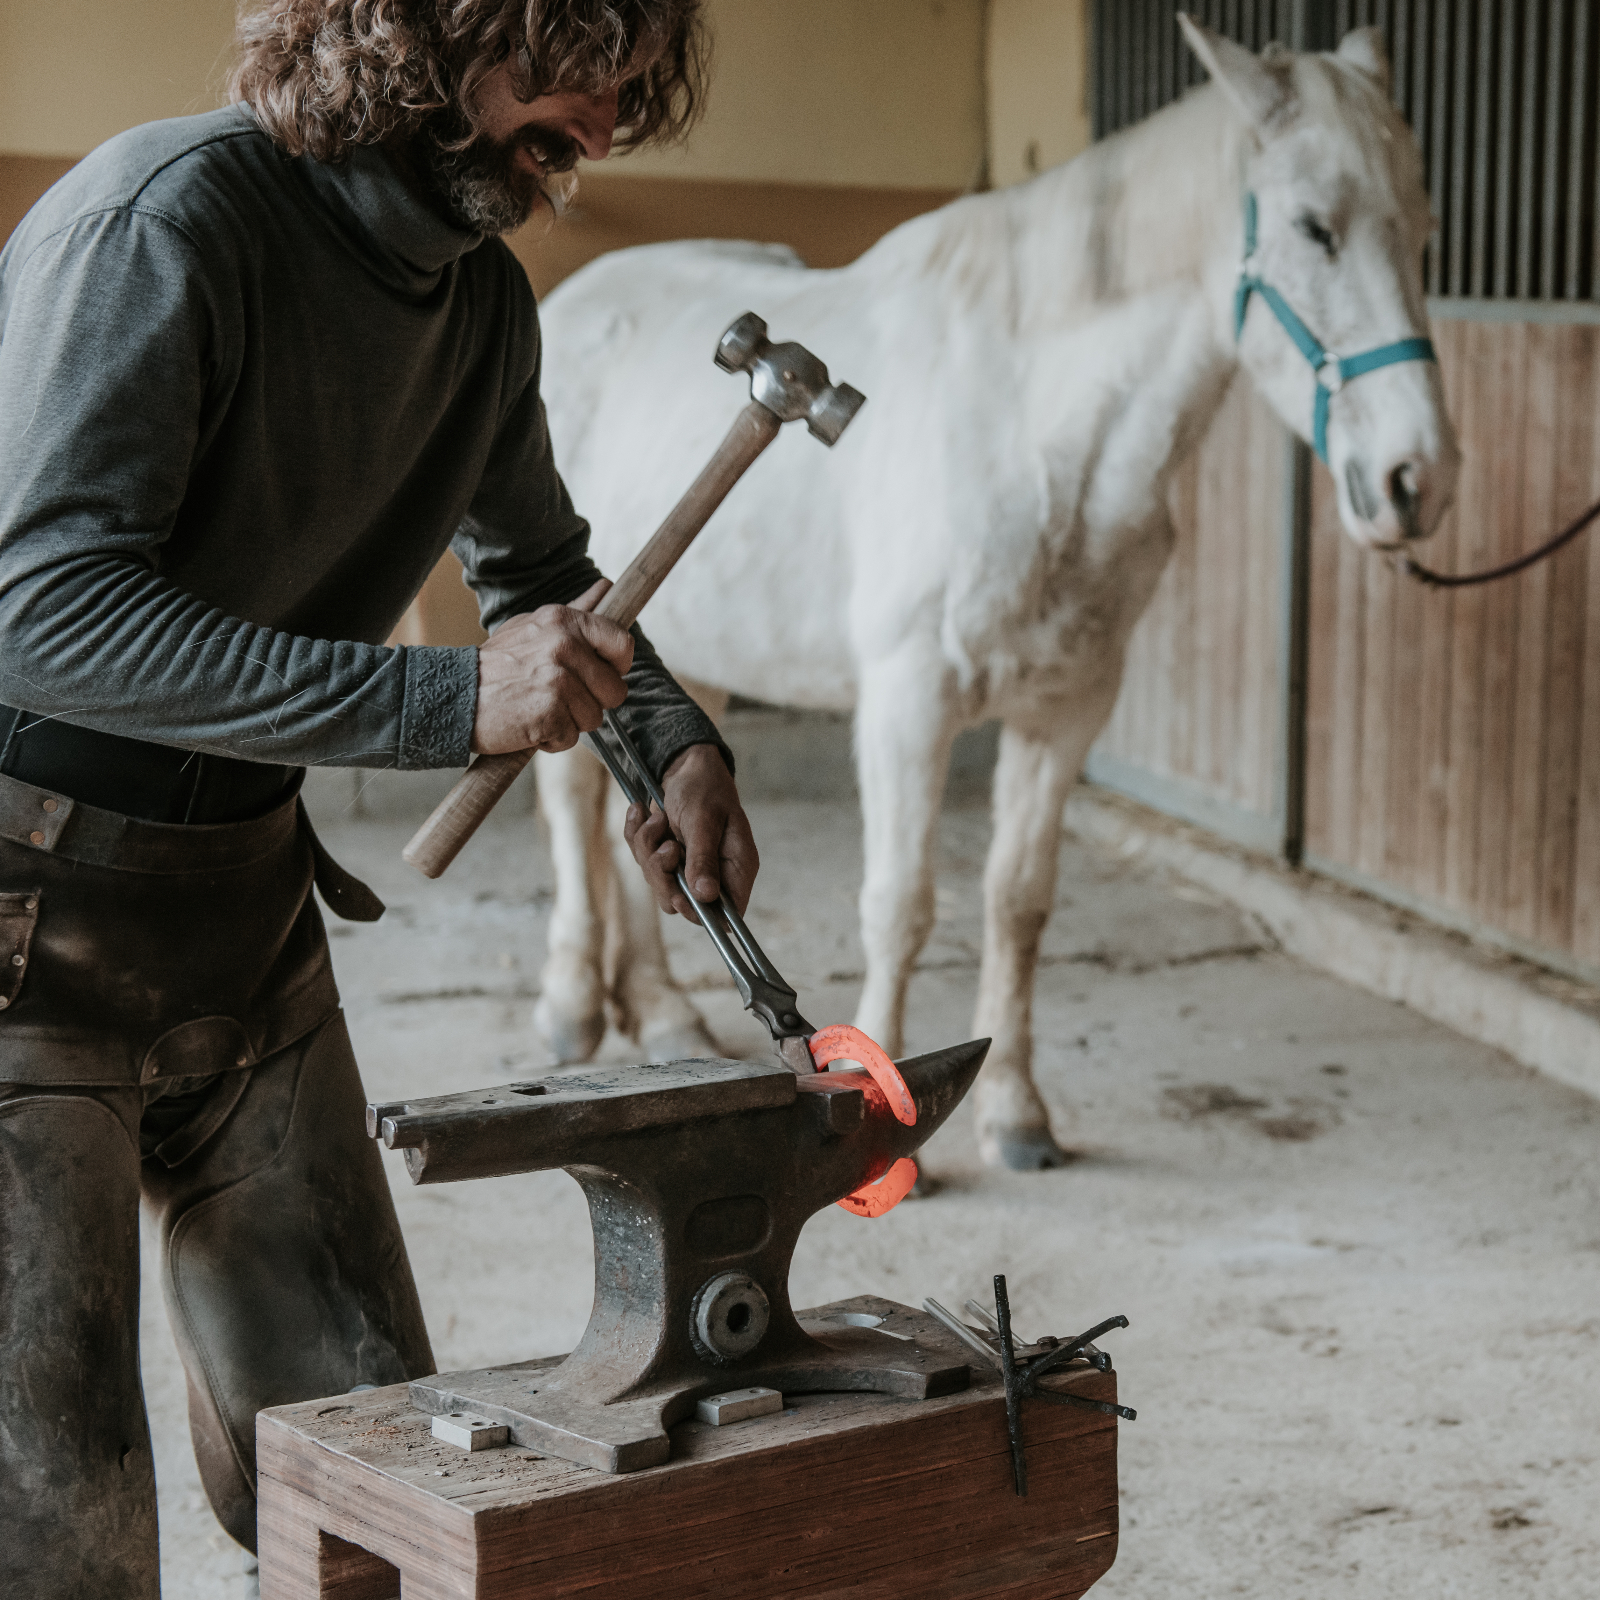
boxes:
[417,114,582,236]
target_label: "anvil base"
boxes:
[257,1299,1121,1600]
[409,1299,970,1474]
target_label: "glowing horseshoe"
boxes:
[835,1157,919,1218]
[807,1024,919,1218]
[806,1024,917,1126]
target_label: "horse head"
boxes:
[1182,16,1461,548]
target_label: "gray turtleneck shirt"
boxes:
[0,106,722,787]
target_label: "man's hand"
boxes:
[624,744,759,921]
[472,579,633,755]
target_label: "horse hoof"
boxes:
[641,1020,722,1064]
[992,1127,1073,1172]
[534,1002,605,1066]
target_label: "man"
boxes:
[0,2,754,1592]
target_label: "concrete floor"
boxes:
[143,791,1600,1598]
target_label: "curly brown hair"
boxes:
[231,0,708,163]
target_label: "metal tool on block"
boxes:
[402,311,865,879]
[925,1277,1136,1496]
[368,1036,989,1474]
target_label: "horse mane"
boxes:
[851,82,1241,336]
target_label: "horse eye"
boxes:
[1296,214,1338,257]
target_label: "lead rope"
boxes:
[1396,496,1600,588]
[1235,192,1599,589]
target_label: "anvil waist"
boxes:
[0,768,344,1087]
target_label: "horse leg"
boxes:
[602,678,731,1061]
[852,662,958,1058]
[532,743,611,1063]
[973,705,1112,1170]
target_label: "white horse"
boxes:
[529,18,1460,1168]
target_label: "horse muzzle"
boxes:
[1343,446,1459,549]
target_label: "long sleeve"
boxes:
[453,340,732,780]
[0,206,476,771]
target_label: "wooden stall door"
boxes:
[1088,375,1287,852]
[1304,317,1600,980]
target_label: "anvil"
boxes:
[367,1038,988,1473]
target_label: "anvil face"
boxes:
[369,1038,989,1473]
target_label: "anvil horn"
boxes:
[892,1036,992,1148]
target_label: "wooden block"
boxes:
[258,1301,1120,1600]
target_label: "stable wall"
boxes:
[1091,309,1600,987]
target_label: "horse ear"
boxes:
[1336,27,1392,94]
[1176,14,1291,132]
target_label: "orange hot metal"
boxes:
[808,1024,918,1217]
[807,1024,917,1125]
[835,1158,919,1217]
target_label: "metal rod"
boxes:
[994,1275,1029,1497]
[922,1299,1002,1369]
[964,1298,1002,1335]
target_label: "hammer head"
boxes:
[715,311,866,446]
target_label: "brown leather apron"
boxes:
[0,771,381,1086]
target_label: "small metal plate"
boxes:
[431,1412,510,1451]
[695,1387,784,1426]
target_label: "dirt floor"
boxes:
[143,790,1599,1598]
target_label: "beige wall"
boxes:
[987,0,1092,188]
[608,0,987,189]
[0,0,236,157]
[0,1,1089,190]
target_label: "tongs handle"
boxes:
[584,712,816,1047]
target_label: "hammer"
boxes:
[402,312,865,879]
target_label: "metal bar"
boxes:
[922,1298,1001,1368]
[1544,0,1571,297]
[1428,0,1453,294]
[1411,1,1436,289]
[1593,0,1600,300]
[1472,0,1497,299]
[1491,0,1517,298]
[1518,0,1544,296]
[1280,433,1314,865]
[1391,0,1414,130]
[1568,0,1596,299]
[1094,0,1107,140]
[1446,0,1474,299]
[964,1298,1002,1334]
[994,1276,1029,1497]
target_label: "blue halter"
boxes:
[1233,192,1437,463]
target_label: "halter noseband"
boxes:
[1233,192,1437,464]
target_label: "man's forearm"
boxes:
[0,552,477,770]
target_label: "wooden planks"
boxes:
[1303,316,1600,974]
[1100,312,1600,979]
[258,1302,1121,1600]
[1094,374,1285,821]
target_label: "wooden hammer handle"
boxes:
[402,401,782,879]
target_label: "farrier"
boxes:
[0,3,755,1594]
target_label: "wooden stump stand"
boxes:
[257,1299,1120,1600]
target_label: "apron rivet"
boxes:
[28,832,43,846]
[41,799,57,813]
[11,954,24,967]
